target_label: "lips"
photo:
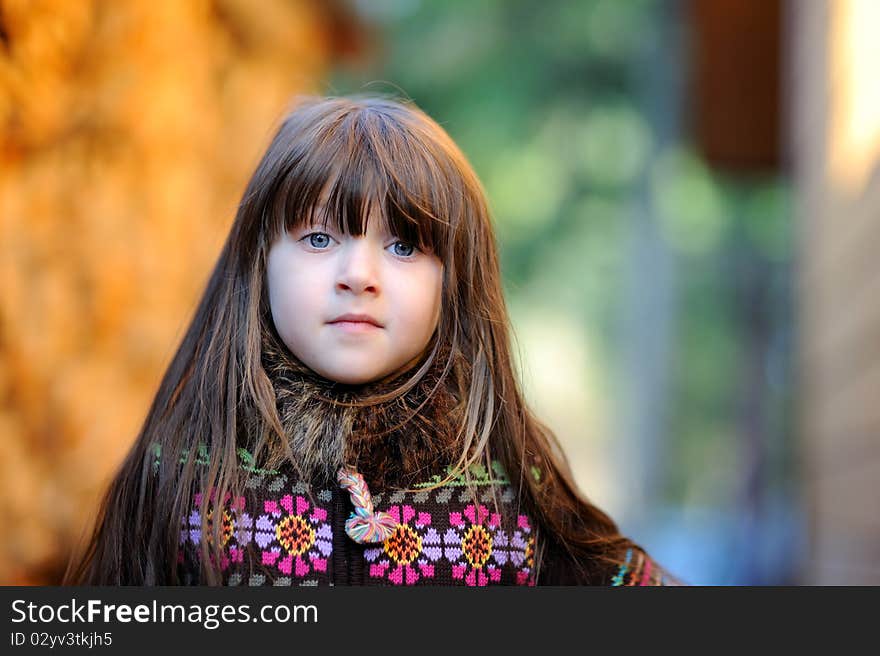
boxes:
[328,313,383,327]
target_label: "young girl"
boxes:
[65,94,680,586]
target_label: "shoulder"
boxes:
[539,541,681,586]
[608,547,678,586]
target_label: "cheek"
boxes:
[268,262,315,336]
[407,265,443,333]
[271,276,321,330]
[429,274,442,326]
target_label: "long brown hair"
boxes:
[64,94,659,585]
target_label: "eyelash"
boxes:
[299,232,419,258]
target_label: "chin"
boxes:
[335,376,371,386]
[324,369,382,386]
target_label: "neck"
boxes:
[258,323,465,490]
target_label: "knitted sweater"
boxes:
[174,452,669,587]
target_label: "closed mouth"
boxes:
[328,314,383,327]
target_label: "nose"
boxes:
[335,238,380,295]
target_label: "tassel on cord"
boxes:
[337,468,398,544]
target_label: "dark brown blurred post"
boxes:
[690,0,782,173]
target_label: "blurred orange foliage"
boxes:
[0,0,354,584]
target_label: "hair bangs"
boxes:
[267,101,454,263]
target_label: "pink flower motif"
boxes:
[443,504,504,586]
[364,506,440,586]
[254,493,332,580]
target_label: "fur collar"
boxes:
[259,324,467,491]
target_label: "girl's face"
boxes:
[267,208,443,385]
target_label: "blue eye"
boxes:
[391,241,415,257]
[304,233,332,249]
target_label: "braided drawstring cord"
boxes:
[337,468,398,544]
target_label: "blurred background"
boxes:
[1,0,878,585]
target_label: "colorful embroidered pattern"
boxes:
[440,504,535,586]
[255,493,331,579]
[179,461,540,586]
[499,514,536,586]
[364,505,441,585]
